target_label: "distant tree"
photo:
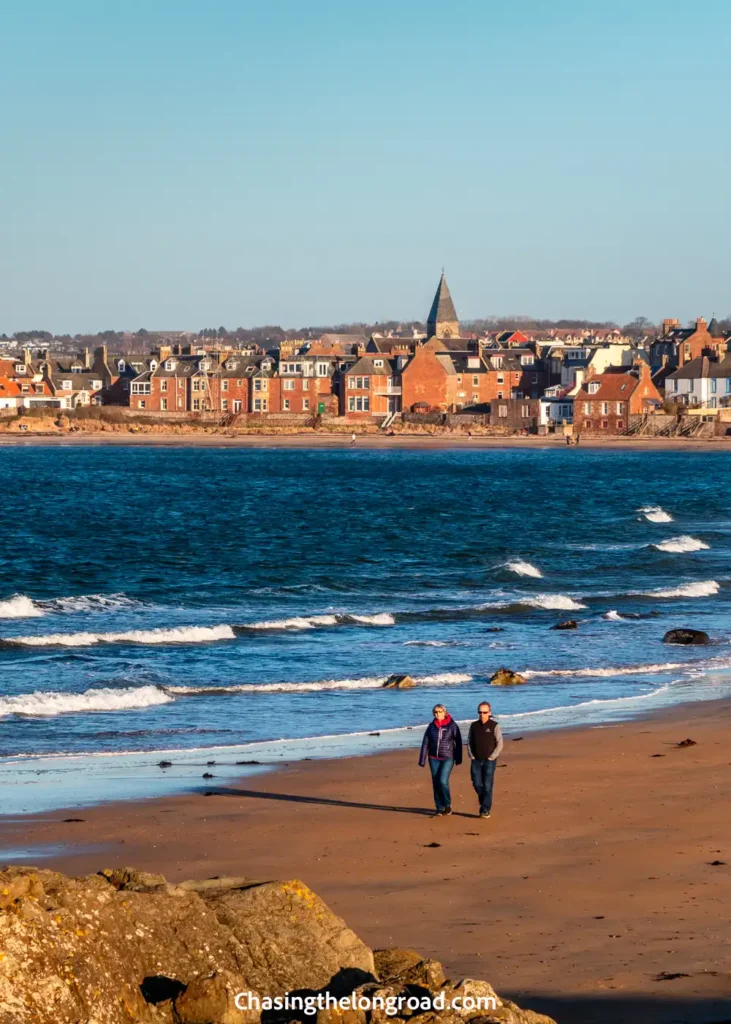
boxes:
[137,328,149,337]
[621,316,655,339]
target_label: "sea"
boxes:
[1,443,730,815]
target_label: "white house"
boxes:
[665,354,731,408]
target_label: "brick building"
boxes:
[341,355,402,421]
[574,363,661,433]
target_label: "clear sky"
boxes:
[1,0,729,333]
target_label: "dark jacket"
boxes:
[468,717,503,761]
[419,718,463,767]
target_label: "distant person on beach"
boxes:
[351,433,356,445]
[418,704,463,816]
[467,701,503,819]
[566,435,571,446]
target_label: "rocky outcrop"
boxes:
[551,620,577,631]
[663,627,710,645]
[0,867,557,1024]
[382,674,416,689]
[489,668,527,686]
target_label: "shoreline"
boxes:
[3,698,731,1023]
[1,430,731,451]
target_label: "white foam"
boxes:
[638,506,674,523]
[505,560,543,578]
[604,610,627,621]
[240,612,394,630]
[0,685,172,718]
[6,624,237,647]
[520,594,586,611]
[644,580,719,599]
[503,684,672,720]
[165,671,472,697]
[404,640,455,647]
[523,661,685,679]
[43,593,141,613]
[653,536,709,554]
[0,595,44,619]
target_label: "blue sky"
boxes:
[1,0,729,333]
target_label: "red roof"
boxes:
[576,372,638,401]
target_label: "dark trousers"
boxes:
[471,758,496,814]
[428,757,454,811]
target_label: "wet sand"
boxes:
[2,699,730,1023]
[1,431,730,452]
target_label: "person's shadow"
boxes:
[200,786,474,818]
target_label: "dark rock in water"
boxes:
[382,673,416,689]
[490,667,527,686]
[369,732,381,736]
[677,737,697,747]
[157,760,173,768]
[235,760,261,765]
[552,620,578,630]
[483,626,504,633]
[663,628,710,645]
[62,818,85,823]
[202,772,215,778]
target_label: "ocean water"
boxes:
[1,444,731,814]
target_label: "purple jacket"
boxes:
[419,718,463,766]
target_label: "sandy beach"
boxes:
[3,699,730,1024]
[1,430,731,452]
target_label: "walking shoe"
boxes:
[432,809,443,817]
[443,807,453,816]
[479,811,490,819]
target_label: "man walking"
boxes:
[467,702,503,819]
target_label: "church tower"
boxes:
[426,273,459,339]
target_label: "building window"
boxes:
[497,391,503,399]
[711,378,717,394]
[221,379,228,392]
[62,380,72,390]
[472,393,479,403]
[192,398,200,410]
[233,400,242,412]
[616,402,623,414]
[253,398,268,412]
[302,379,309,391]
[373,360,384,369]
[303,398,309,410]
[498,404,507,418]
[221,399,228,411]
[601,419,608,429]
[282,398,290,410]
[284,379,295,391]
[317,363,328,376]
[601,402,609,415]
[138,400,146,409]
[160,379,168,392]
[617,419,624,429]
[192,379,201,391]
[348,396,355,412]
[160,398,167,411]
[520,355,534,366]
[472,375,479,386]
[584,420,592,429]
[165,359,176,371]
[178,379,184,389]
[521,405,530,417]
[497,375,504,384]
[584,402,591,414]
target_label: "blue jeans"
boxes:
[471,759,496,814]
[428,757,454,811]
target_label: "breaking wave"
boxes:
[504,560,543,578]
[639,506,674,523]
[522,661,685,679]
[403,640,464,647]
[3,625,237,648]
[604,610,629,621]
[0,685,173,718]
[653,536,709,554]
[643,580,719,599]
[237,612,395,631]
[41,593,142,613]
[515,594,585,611]
[165,671,473,696]
[0,595,44,619]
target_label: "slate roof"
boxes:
[427,274,458,329]
[667,355,731,380]
[708,317,722,338]
[345,356,397,377]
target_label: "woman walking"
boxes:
[418,704,463,816]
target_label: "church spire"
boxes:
[426,273,459,339]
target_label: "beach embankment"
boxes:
[3,699,730,1024]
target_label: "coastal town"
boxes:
[2,275,730,437]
